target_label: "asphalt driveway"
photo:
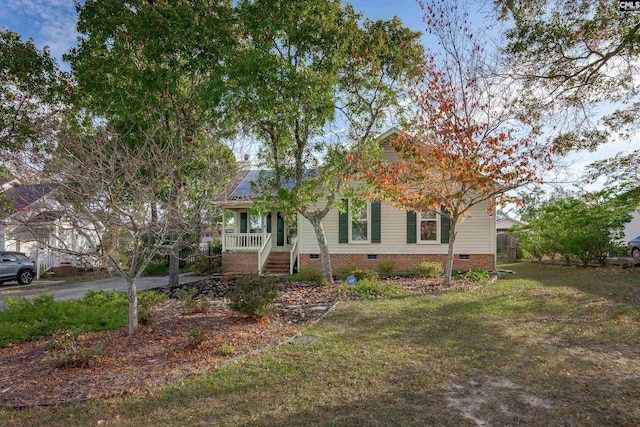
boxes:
[0,273,206,309]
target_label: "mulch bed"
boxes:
[0,277,485,408]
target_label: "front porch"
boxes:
[221,211,300,275]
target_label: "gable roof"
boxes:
[216,128,399,205]
[496,216,526,229]
[2,184,54,212]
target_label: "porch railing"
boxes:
[258,234,272,274]
[289,237,299,275]
[36,250,61,279]
[224,233,269,251]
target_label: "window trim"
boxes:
[348,199,371,244]
[417,210,440,244]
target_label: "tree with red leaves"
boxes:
[358,0,550,286]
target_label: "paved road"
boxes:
[0,273,206,309]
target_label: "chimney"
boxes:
[238,154,254,172]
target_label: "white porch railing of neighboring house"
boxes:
[258,234,272,274]
[36,250,62,279]
[224,233,269,251]
[289,237,299,275]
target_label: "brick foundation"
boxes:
[222,252,259,274]
[299,253,495,273]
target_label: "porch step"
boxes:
[263,252,291,275]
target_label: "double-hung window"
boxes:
[350,201,369,243]
[418,210,439,243]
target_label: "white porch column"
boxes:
[221,208,226,251]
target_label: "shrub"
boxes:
[227,274,278,319]
[81,290,127,306]
[350,268,379,281]
[143,261,169,276]
[416,261,443,279]
[217,344,236,356]
[378,261,396,277]
[287,267,326,286]
[176,289,209,315]
[338,278,406,299]
[191,247,222,275]
[47,330,95,368]
[185,328,207,348]
[137,291,168,324]
[462,269,490,282]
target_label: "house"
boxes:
[214,128,497,275]
[623,209,640,243]
[0,180,99,277]
[496,216,526,234]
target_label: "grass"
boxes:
[0,290,167,348]
[1,262,640,425]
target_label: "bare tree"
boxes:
[10,122,234,337]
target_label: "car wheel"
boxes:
[632,248,640,259]
[18,270,33,285]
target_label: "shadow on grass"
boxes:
[4,270,640,426]
[503,261,640,309]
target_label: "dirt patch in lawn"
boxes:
[0,277,484,408]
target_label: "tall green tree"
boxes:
[494,0,640,191]
[66,0,237,287]
[232,0,424,282]
[0,30,69,168]
[513,192,632,266]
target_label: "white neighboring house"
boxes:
[0,179,101,278]
[496,216,526,234]
[623,209,640,243]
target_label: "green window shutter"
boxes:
[440,205,450,244]
[240,212,248,233]
[371,201,381,243]
[277,213,285,246]
[406,211,417,243]
[339,199,348,243]
[266,213,272,234]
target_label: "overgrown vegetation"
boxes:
[191,243,223,275]
[137,292,168,325]
[0,290,167,347]
[217,344,236,356]
[415,261,444,278]
[378,261,396,277]
[286,268,327,287]
[185,328,208,349]
[337,278,407,299]
[46,329,97,369]
[227,275,279,319]
[176,289,209,315]
[3,262,639,426]
[454,269,490,282]
[512,191,633,265]
[143,261,170,277]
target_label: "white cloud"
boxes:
[1,0,78,64]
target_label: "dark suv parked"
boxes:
[0,252,35,285]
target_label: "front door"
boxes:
[277,213,285,246]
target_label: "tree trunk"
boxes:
[169,249,179,286]
[150,202,158,247]
[308,216,334,284]
[443,219,457,287]
[127,278,138,337]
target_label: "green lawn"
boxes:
[2,262,639,426]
